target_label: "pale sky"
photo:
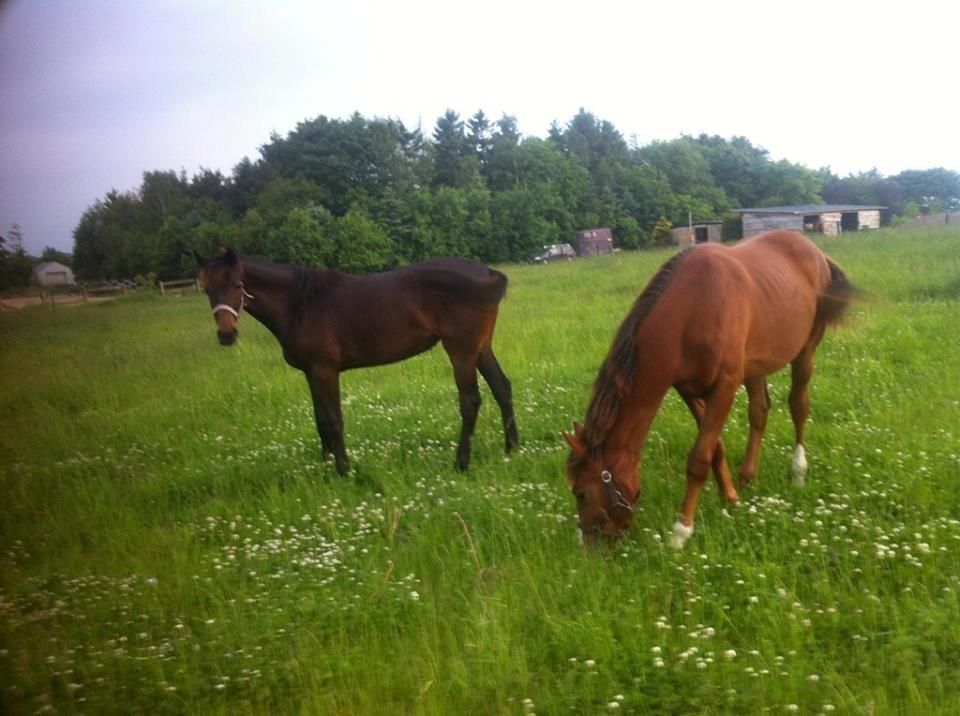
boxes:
[1,0,957,254]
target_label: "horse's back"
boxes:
[730,230,831,288]
[325,258,507,367]
[398,257,508,306]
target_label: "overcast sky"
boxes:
[1,0,957,255]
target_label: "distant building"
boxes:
[671,221,722,248]
[735,205,884,237]
[32,261,76,286]
[574,228,614,256]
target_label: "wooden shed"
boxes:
[574,228,614,256]
[32,261,76,286]
[735,205,884,237]
[670,221,722,248]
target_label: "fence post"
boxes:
[160,281,166,297]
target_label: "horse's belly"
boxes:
[742,331,809,378]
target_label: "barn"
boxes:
[32,261,76,286]
[670,221,722,248]
[735,205,884,237]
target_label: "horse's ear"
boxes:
[572,421,585,437]
[562,430,587,455]
[192,249,207,268]
[220,247,238,265]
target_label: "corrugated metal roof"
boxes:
[734,205,885,214]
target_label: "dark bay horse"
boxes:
[195,248,519,474]
[563,230,853,548]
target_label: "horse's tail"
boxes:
[817,258,855,326]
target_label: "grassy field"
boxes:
[1,227,959,714]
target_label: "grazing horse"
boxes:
[194,248,519,474]
[563,230,853,548]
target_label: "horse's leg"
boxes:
[443,343,482,471]
[477,346,519,454]
[679,392,738,506]
[738,376,770,486]
[673,377,739,549]
[306,365,349,475]
[788,324,826,486]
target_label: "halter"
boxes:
[600,469,635,514]
[577,468,635,543]
[211,285,254,319]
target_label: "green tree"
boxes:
[41,247,73,265]
[260,113,421,215]
[1,225,34,289]
[235,209,270,257]
[467,110,493,166]
[431,110,482,189]
[268,206,335,267]
[638,139,730,221]
[892,168,960,211]
[651,216,674,247]
[332,206,395,273]
[255,177,329,226]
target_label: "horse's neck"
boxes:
[240,259,296,334]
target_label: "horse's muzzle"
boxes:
[218,330,237,346]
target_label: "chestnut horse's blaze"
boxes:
[564,230,854,548]
[195,248,519,474]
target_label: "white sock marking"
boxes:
[792,444,808,486]
[670,520,694,549]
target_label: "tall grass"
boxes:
[1,227,959,714]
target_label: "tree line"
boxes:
[28,109,960,283]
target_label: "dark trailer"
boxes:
[575,228,614,256]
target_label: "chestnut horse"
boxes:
[563,230,853,548]
[195,249,519,475]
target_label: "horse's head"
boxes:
[563,424,636,546]
[194,247,249,346]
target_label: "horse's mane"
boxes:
[289,264,342,317]
[579,248,692,456]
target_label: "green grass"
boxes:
[1,227,959,714]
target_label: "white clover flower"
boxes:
[724,649,737,661]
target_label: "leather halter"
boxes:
[600,469,635,514]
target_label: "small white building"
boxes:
[32,261,76,286]
[735,205,884,237]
